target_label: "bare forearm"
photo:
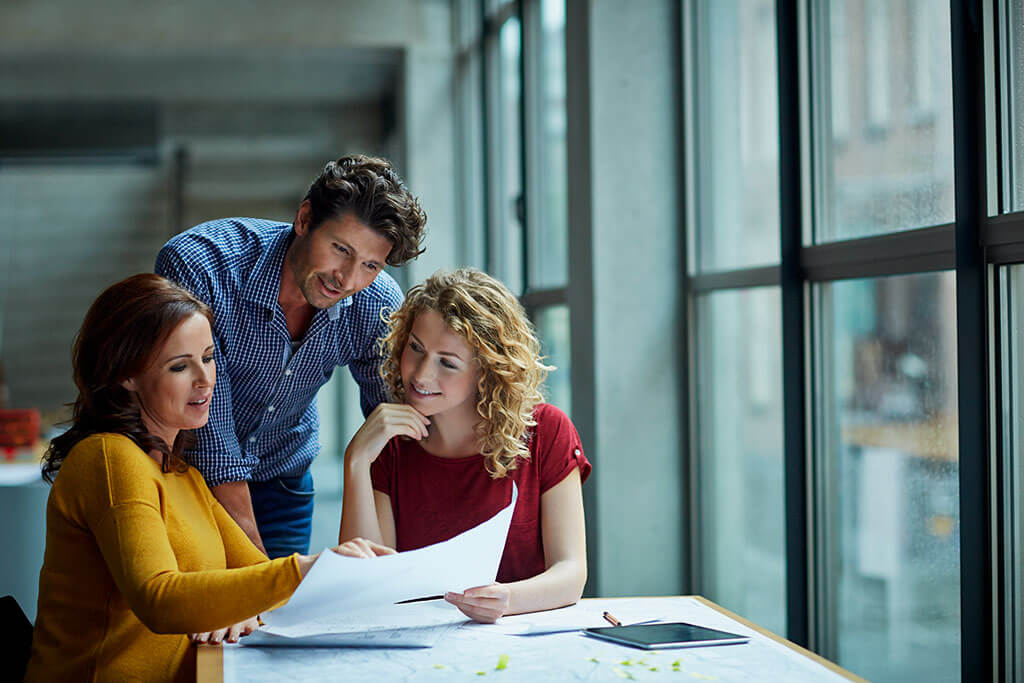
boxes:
[211,480,267,556]
[339,459,384,545]
[504,559,588,616]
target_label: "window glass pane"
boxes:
[1002,266,1024,682]
[694,0,780,271]
[528,0,568,289]
[822,272,960,681]
[1009,0,1024,210]
[500,16,524,295]
[696,287,785,634]
[816,0,954,241]
[534,305,571,415]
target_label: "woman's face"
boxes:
[122,312,216,446]
[400,309,481,418]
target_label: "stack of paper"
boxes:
[245,485,518,647]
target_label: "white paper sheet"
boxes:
[261,484,518,632]
[465,601,669,636]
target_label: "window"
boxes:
[695,287,785,635]
[816,0,954,242]
[694,0,780,272]
[816,273,960,682]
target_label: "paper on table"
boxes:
[466,601,670,636]
[250,601,465,647]
[261,483,518,631]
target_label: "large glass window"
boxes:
[1001,265,1024,683]
[535,305,571,414]
[819,272,960,682]
[527,0,568,290]
[694,0,780,271]
[499,15,524,294]
[696,287,786,635]
[816,0,954,241]
[1009,0,1024,210]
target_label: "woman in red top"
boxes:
[339,268,590,623]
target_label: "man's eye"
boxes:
[365,263,379,272]
[334,244,348,254]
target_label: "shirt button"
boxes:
[284,369,292,376]
[249,436,257,443]
[267,405,275,413]
[574,449,581,456]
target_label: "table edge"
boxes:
[687,596,866,682]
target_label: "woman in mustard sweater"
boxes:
[25,274,390,682]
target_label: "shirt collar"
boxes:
[241,225,353,319]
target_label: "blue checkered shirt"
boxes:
[155,218,402,486]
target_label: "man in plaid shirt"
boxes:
[156,155,426,558]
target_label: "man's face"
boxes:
[289,206,393,309]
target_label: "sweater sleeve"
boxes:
[212,497,275,570]
[91,499,301,634]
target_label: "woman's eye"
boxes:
[441,360,457,370]
[169,364,186,373]
[202,355,214,364]
[409,342,423,353]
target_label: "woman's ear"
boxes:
[121,378,137,392]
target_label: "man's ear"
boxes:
[294,200,313,236]
[121,378,137,392]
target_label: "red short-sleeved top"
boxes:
[370,403,591,584]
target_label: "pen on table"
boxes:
[602,611,622,627]
[395,594,445,604]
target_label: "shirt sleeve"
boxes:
[348,279,403,417]
[369,437,398,496]
[533,404,592,493]
[156,243,255,485]
[80,440,302,635]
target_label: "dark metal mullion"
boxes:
[517,0,530,295]
[950,1,995,681]
[777,0,809,649]
[480,0,494,274]
[519,286,567,310]
[689,265,781,293]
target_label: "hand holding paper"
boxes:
[258,484,518,639]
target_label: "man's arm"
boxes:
[211,480,267,556]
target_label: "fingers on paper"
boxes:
[334,537,396,558]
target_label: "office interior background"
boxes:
[0,0,1021,680]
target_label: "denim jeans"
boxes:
[249,470,315,559]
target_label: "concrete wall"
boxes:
[567,0,686,597]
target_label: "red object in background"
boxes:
[0,409,41,451]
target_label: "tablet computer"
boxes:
[583,622,750,650]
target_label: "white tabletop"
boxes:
[206,596,861,683]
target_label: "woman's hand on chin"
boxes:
[344,403,430,468]
[444,583,512,623]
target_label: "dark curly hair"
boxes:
[42,274,214,483]
[304,155,427,266]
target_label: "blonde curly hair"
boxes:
[379,268,552,478]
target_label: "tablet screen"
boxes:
[583,622,751,650]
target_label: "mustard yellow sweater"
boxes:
[25,433,302,683]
